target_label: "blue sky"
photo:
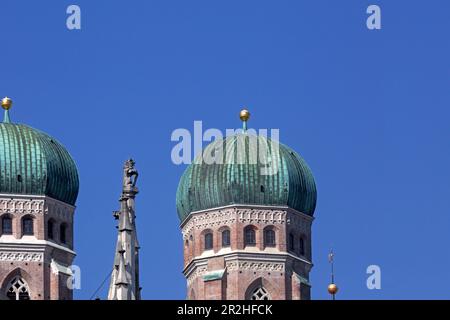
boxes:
[1,0,449,299]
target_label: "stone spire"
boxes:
[108,159,141,300]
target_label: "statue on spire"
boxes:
[108,159,141,300]
[123,159,139,191]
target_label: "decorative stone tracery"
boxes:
[182,207,288,239]
[0,198,44,215]
[186,265,208,285]
[0,252,44,263]
[226,261,284,272]
[5,276,30,300]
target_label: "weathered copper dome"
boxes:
[0,103,79,205]
[176,133,316,222]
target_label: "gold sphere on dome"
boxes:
[328,283,338,295]
[1,97,12,110]
[239,109,250,122]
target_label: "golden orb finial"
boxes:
[1,97,12,110]
[328,283,338,295]
[239,109,250,122]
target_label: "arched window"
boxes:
[204,232,213,250]
[264,228,276,247]
[244,226,256,246]
[299,237,305,256]
[251,287,270,300]
[289,233,295,252]
[60,224,67,244]
[1,215,12,235]
[22,217,34,236]
[222,229,230,247]
[6,277,30,300]
[47,220,54,240]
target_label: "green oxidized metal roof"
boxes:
[176,133,317,222]
[0,111,79,205]
[202,269,226,282]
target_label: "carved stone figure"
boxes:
[123,159,139,192]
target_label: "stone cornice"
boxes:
[183,250,311,276]
[0,239,76,257]
[184,252,313,286]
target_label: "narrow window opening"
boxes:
[222,230,231,247]
[60,224,67,244]
[1,216,12,235]
[48,220,54,240]
[299,237,305,256]
[244,227,256,246]
[289,233,295,252]
[264,229,276,247]
[22,217,34,236]
[204,232,213,250]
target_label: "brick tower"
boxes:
[0,98,79,300]
[176,110,317,300]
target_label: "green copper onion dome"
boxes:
[176,112,316,222]
[0,98,79,205]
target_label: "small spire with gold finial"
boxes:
[239,108,250,132]
[327,249,338,300]
[1,97,12,123]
